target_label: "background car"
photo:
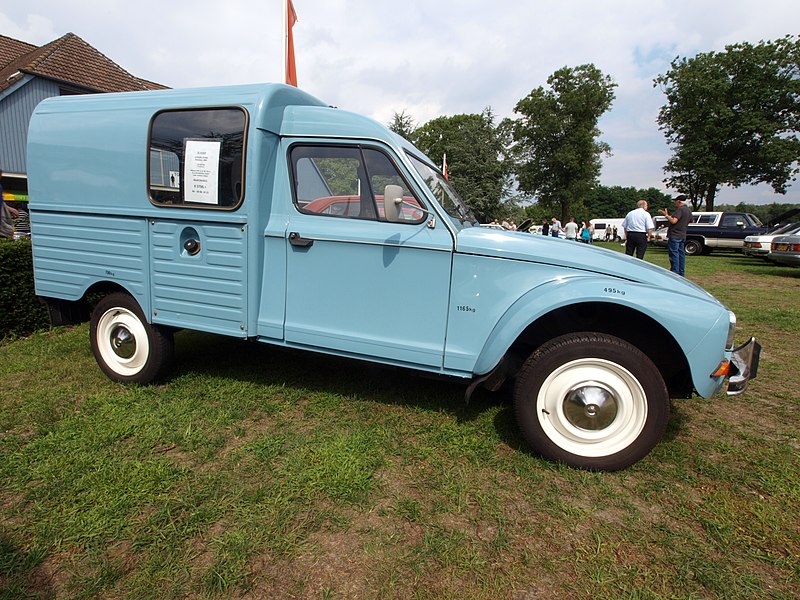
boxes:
[479,222,505,230]
[768,234,800,267]
[744,222,800,257]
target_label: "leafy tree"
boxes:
[510,64,617,222]
[655,36,800,211]
[584,186,672,219]
[412,109,513,222]
[387,111,416,140]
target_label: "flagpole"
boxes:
[283,0,288,84]
[284,1,298,86]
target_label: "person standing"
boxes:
[621,200,655,259]
[660,194,692,276]
[580,221,592,243]
[541,218,549,236]
[0,169,20,239]
[550,217,561,238]
[564,217,578,241]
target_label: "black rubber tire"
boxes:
[513,333,669,471]
[90,292,174,384]
[684,239,703,256]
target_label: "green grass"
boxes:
[1,246,798,599]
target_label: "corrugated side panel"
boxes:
[0,76,60,173]
[32,212,149,303]
[150,221,247,337]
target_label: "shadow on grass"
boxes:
[686,251,800,278]
[0,532,52,600]
[172,330,500,424]
[170,330,694,465]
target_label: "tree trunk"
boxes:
[704,182,718,211]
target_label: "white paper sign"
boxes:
[184,139,221,204]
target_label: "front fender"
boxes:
[472,275,730,398]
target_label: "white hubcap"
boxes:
[96,307,149,376]
[536,358,648,457]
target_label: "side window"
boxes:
[148,107,247,208]
[291,145,424,223]
[363,149,423,222]
[721,214,743,227]
[696,214,716,224]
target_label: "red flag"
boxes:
[442,153,449,180]
[286,0,298,86]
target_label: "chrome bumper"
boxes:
[727,337,761,396]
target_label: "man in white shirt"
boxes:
[564,218,579,240]
[621,200,655,259]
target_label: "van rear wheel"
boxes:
[513,333,669,471]
[90,293,173,384]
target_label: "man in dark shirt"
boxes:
[660,194,692,276]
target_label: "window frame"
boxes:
[288,142,427,225]
[147,105,249,210]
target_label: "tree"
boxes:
[713,202,800,225]
[584,186,672,219]
[510,64,617,222]
[387,110,416,140]
[655,36,800,211]
[412,109,513,222]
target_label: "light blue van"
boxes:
[27,83,759,470]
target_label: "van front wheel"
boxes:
[513,333,669,471]
[90,293,173,384]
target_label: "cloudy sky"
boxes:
[3,0,799,206]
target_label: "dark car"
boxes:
[654,211,767,256]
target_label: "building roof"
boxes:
[0,32,168,94]
[0,35,36,70]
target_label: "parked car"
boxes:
[653,211,767,255]
[768,234,800,267]
[479,222,506,230]
[743,222,800,258]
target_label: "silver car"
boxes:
[768,234,800,267]
[744,222,800,257]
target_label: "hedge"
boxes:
[0,239,50,339]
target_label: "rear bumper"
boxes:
[727,337,761,396]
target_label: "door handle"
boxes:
[289,232,314,247]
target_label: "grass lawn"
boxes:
[1,244,798,599]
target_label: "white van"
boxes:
[590,218,626,241]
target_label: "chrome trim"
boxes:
[727,337,761,396]
[726,311,736,350]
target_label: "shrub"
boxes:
[0,239,50,338]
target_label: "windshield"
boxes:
[407,153,478,229]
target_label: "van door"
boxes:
[147,106,249,337]
[282,143,453,368]
[150,220,248,336]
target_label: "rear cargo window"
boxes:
[148,107,247,208]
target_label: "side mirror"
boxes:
[383,185,403,222]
